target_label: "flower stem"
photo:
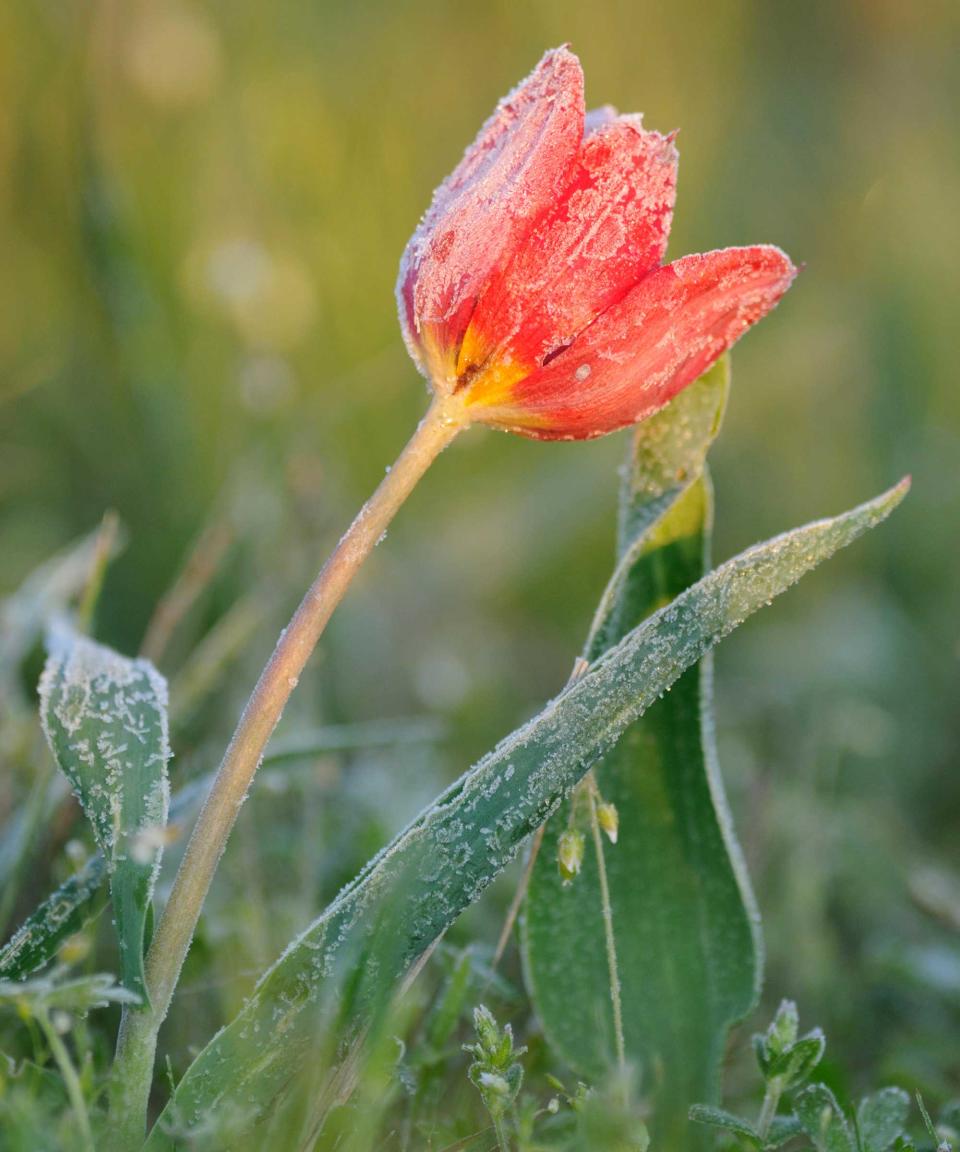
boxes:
[492,1112,511,1152]
[586,773,627,1095]
[110,396,466,1146]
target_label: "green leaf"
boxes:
[39,631,170,1003]
[689,1103,762,1146]
[0,972,139,1016]
[857,1088,911,1152]
[764,1000,801,1064]
[425,948,473,1055]
[768,1114,805,1147]
[768,1030,826,1089]
[0,854,109,981]
[523,360,760,1148]
[145,477,908,1149]
[795,1084,858,1152]
[616,355,730,561]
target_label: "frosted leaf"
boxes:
[145,480,906,1149]
[39,630,170,1002]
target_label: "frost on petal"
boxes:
[469,246,797,439]
[396,47,584,386]
[458,116,678,380]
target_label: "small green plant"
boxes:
[691,1000,955,1152]
[464,1006,526,1150]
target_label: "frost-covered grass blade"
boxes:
[39,631,170,1003]
[142,476,907,1149]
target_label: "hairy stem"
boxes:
[587,773,627,1093]
[492,1112,510,1152]
[110,396,466,1146]
[756,1078,783,1141]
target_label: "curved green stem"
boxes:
[110,396,466,1147]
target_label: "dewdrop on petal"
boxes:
[597,801,619,844]
[558,829,586,884]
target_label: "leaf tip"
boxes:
[865,475,911,522]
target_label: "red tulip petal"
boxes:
[467,245,797,439]
[457,117,678,380]
[397,47,584,385]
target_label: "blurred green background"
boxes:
[2,0,958,1106]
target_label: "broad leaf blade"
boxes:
[146,479,907,1149]
[524,359,758,1149]
[858,1087,911,1152]
[795,1084,858,1152]
[688,1103,761,1146]
[39,633,170,1002]
[769,1031,826,1089]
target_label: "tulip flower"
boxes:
[398,46,796,439]
[140,48,797,1063]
